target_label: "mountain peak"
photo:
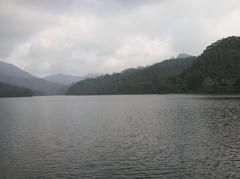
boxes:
[176,53,192,59]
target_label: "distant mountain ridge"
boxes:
[0,61,33,79]
[44,73,100,85]
[0,61,64,95]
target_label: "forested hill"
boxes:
[0,82,33,97]
[66,57,195,95]
[66,36,240,95]
[181,36,240,93]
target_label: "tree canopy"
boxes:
[0,82,33,97]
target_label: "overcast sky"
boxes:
[1,0,240,77]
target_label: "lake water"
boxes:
[0,95,240,178]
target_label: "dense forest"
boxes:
[0,82,33,97]
[66,57,195,95]
[181,36,240,93]
[66,36,240,95]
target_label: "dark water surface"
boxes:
[0,95,240,178]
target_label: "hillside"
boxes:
[181,36,240,93]
[0,82,33,97]
[0,61,65,95]
[66,57,195,95]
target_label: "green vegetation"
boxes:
[0,82,33,97]
[66,57,195,95]
[181,36,240,93]
[66,36,240,95]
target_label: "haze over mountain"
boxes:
[0,61,64,95]
[44,73,100,85]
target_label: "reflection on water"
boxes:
[0,95,240,178]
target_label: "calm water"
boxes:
[0,95,240,179]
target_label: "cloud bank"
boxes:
[1,0,240,76]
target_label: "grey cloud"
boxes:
[0,1,58,58]
[1,0,240,76]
